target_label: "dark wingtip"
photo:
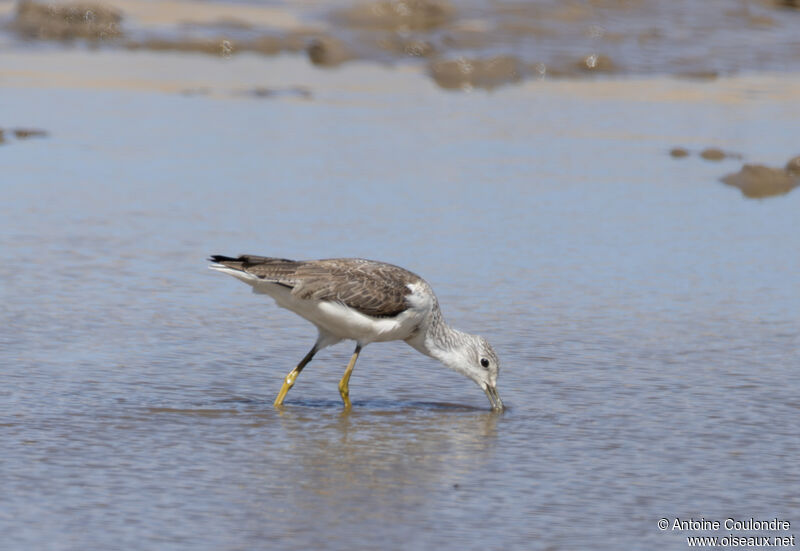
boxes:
[208,255,238,263]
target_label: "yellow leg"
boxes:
[274,346,317,407]
[338,345,362,409]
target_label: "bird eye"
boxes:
[480,358,490,368]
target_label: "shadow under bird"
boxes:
[208,255,504,411]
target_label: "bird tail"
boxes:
[207,255,301,287]
[208,255,263,284]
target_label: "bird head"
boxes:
[442,334,504,411]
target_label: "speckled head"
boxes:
[435,332,504,411]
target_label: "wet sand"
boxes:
[4,47,800,101]
[0,0,312,28]
[3,0,800,89]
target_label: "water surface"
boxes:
[2,51,799,550]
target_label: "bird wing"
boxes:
[209,256,420,318]
[209,255,302,287]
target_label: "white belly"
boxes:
[254,281,431,345]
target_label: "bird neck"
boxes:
[417,306,470,366]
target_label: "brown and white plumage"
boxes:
[212,256,418,318]
[208,255,504,410]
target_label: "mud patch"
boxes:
[12,0,122,41]
[429,56,522,90]
[700,147,741,161]
[676,71,719,81]
[0,127,49,145]
[307,36,355,67]
[13,128,49,139]
[721,163,800,199]
[700,148,726,161]
[126,37,232,56]
[125,30,317,59]
[236,86,312,100]
[575,53,618,74]
[669,147,741,161]
[333,0,454,31]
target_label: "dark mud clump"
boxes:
[237,87,312,100]
[670,147,741,161]
[13,128,49,139]
[429,56,522,90]
[307,36,355,67]
[333,0,454,31]
[0,127,49,144]
[13,0,122,41]
[676,71,719,81]
[721,163,800,199]
[700,148,726,161]
[699,147,742,161]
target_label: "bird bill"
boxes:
[483,385,505,411]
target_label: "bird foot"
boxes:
[338,383,351,409]
[274,370,299,407]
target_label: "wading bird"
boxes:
[209,255,504,411]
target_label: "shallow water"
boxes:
[2,51,799,550]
